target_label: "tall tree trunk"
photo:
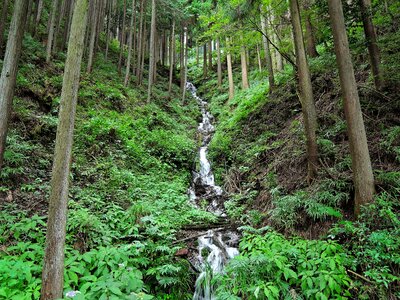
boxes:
[86,0,98,73]
[256,44,262,72]
[52,0,65,53]
[46,0,60,63]
[139,20,146,85]
[181,25,188,103]
[180,29,184,92]
[208,40,212,69]
[196,44,199,66]
[168,20,175,96]
[32,0,43,37]
[105,0,112,60]
[118,0,127,74]
[289,0,318,182]
[216,37,222,87]
[328,0,375,216]
[203,44,207,78]
[61,0,74,51]
[359,0,382,90]
[40,1,88,298]
[304,0,319,58]
[260,10,275,91]
[147,0,156,103]
[0,0,28,171]
[226,37,234,100]
[25,0,34,33]
[136,0,144,84]
[0,0,9,56]
[124,0,135,86]
[240,35,249,89]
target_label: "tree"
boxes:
[240,34,249,89]
[168,19,175,96]
[118,0,127,74]
[40,0,89,298]
[0,0,29,172]
[303,0,319,58]
[328,0,375,216]
[147,0,156,103]
[87,0,99,73]
[289,0,318,182]
[46,0,61,63]
[124,0,136,86]
[216,37,222,87]
[260,7,275,91]
[226,37,234,99]
[360,0,382,90]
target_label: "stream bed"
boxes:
[186,82,239,300]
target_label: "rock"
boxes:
[175,248,189,257]
[6,191,13,202]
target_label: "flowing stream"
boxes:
[187,82,239,300]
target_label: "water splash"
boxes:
[187,82,239,300]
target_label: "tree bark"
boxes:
[46,0,60,63]
[328,0,375,216]
[124,0,135,86]
[240,34,249,89]
[203,43,207,78]
[0,0,28,172]
[32,0,43,37]
[260,10,275,91]
[256,44,262,72]
[359,0,382,90]
[208,40,212,69]
[147,0,156,103]
[168,20,175,96]
[216,37,222,87]
[304,0,319,58]
[181,25,188,103]
[226,37,234,100]
[0,0,9,56]
[118,0,127,74]
[289,0,318,182]
[40,1,88,298]
[135,0,145,85]
[86,0,98,73]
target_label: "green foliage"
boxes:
[270,187,343,231]
[330,192,400,298]
[216,227,352,299]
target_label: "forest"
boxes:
[0,0,399,299]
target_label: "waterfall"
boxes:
[187,82,239,300]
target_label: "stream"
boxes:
[186,82,239,300]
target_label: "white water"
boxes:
[187,82,239,300]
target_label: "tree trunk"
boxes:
[179,29,184,92]
[216,37,222,87]
[359,0,382,90]
[181,25,188,103]
[32,0,43,37]
[203,44,207,78]
[0,0,9,56]
[40,1,88,298]
[118,0,127,74]
[124,0,135,86]
[226,37,234,100]
[328,0,375,216]
[46,0,60,63]
[146,0,156,103]
[289,0,318,182]
[61,0,74,51]
[136,0,144,84]
[208,40,212,69]
[0,0,28,171]
[240,35,249,89]
[260,10,275,91]
[304,0,319,58]
[52,0,65,54]
[86,0,98,73]
[105,0,112,60]
[168,20,175,96]
[256,44,262,72]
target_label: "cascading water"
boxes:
[186,82,239,300]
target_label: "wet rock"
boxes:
[175,248,189,257]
